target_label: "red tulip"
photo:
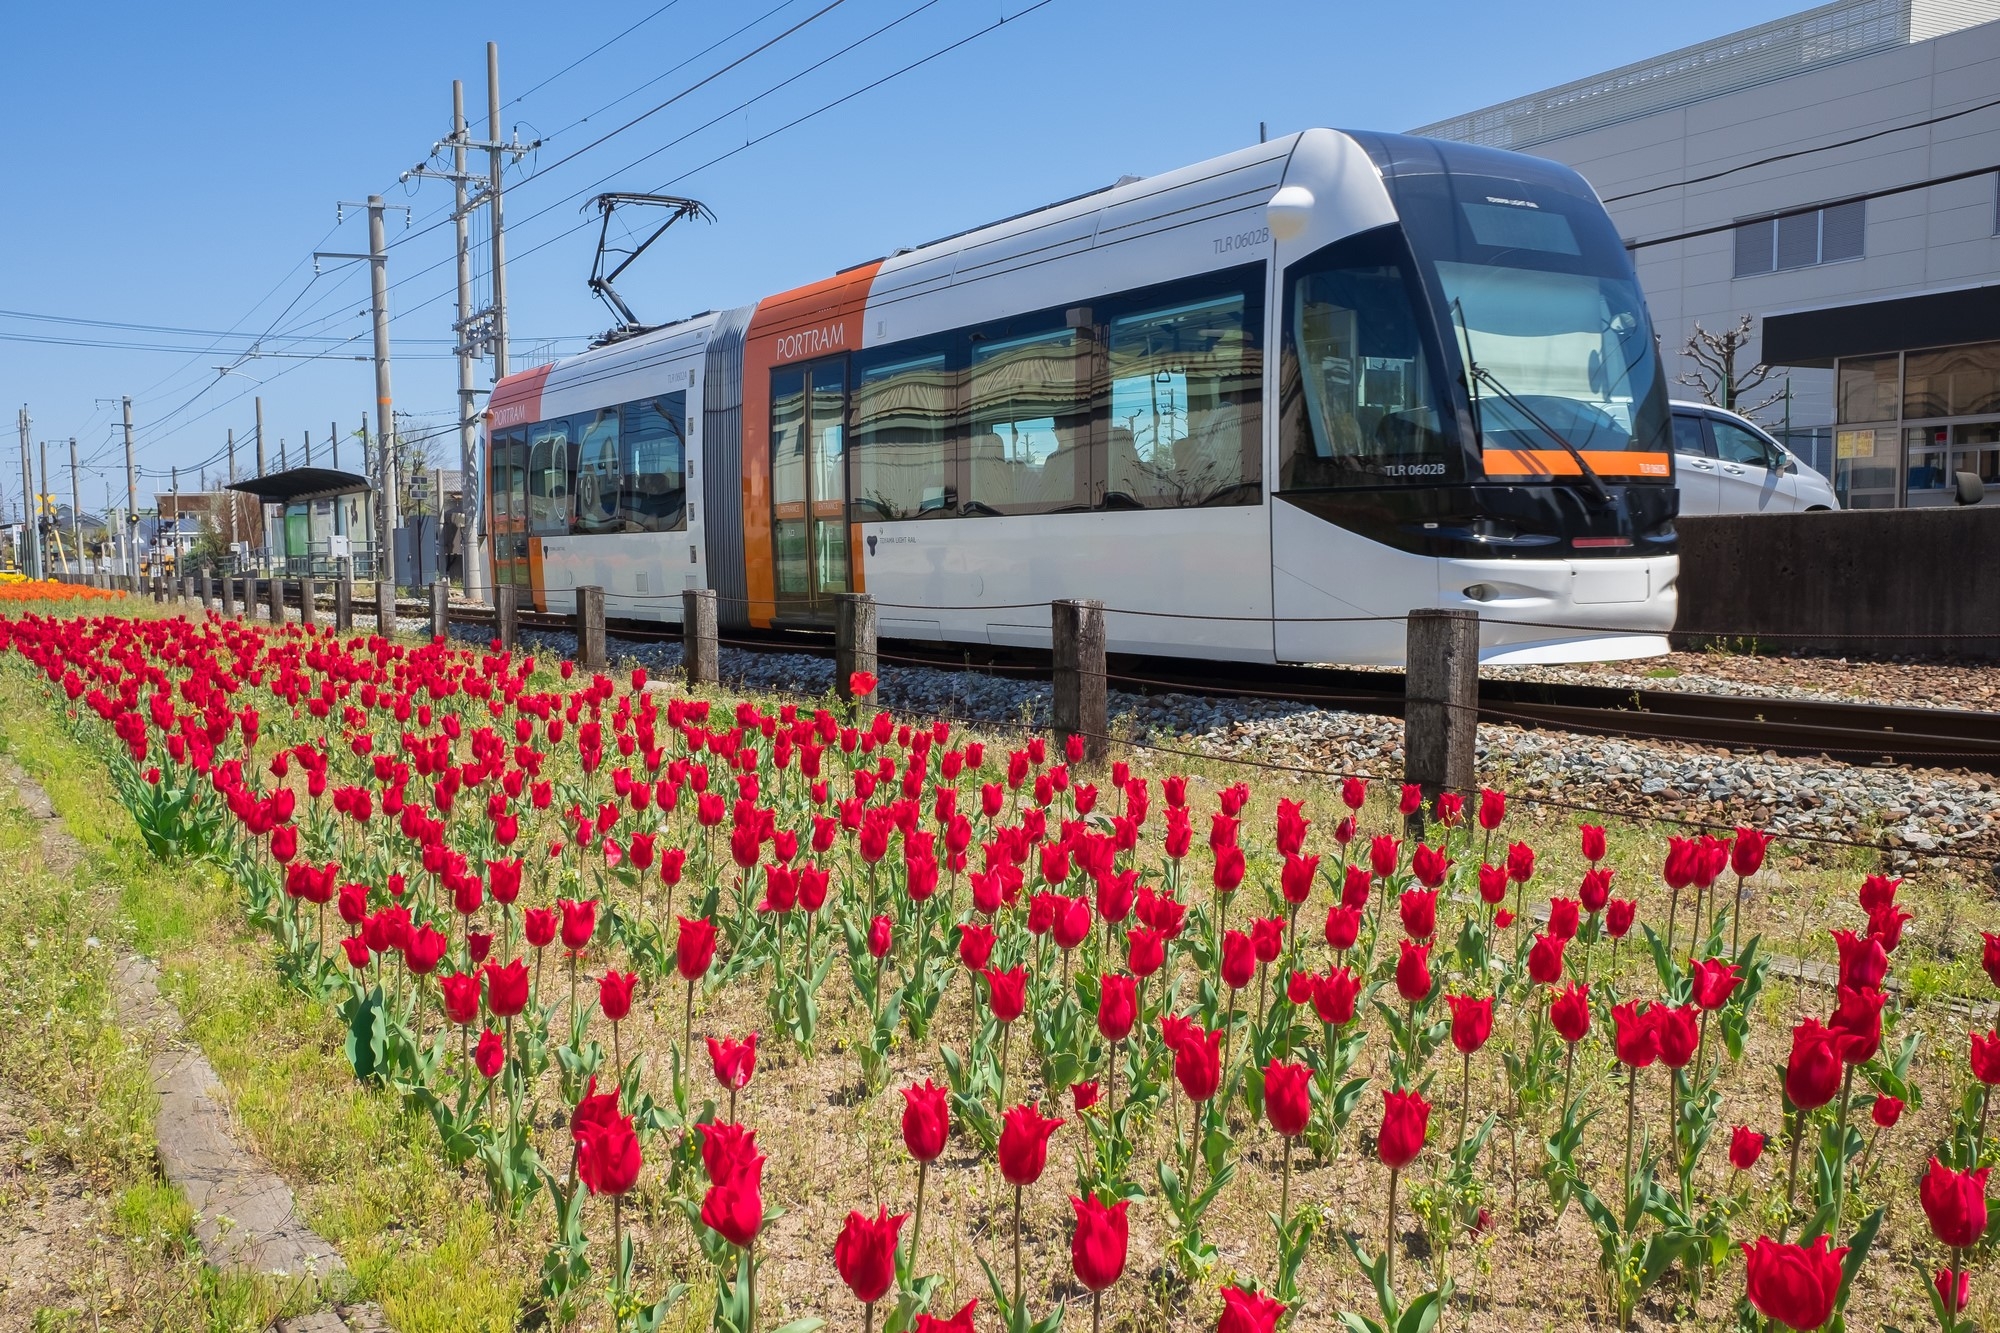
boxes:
[676,916,717,979]
[473,1028,505,1078]
[984,966,1027,1023]
[1858,873,1902,914]
[1377,1087,1429,1169]
[1341,864,1371,909]
[1477,863,1508,905]
[1732,826,1769,879]
[524,906,558,949]
[1275,799,1309,858]
[1832,928,1887,991]
[558,897,597,951]
[1869,901,1912,953]
[1221,930,1255,990]
[599,970,637,1022]
[958,922,996,971]
[708,1033,758,1091]
[1551,982,1591,1044]
[1340,777,1365,811]
[1098,973,1138,1042]
[1399,887,1438,939]
[1829,985,1885,1065]
[1730,1125,1765,1171]
[1071,1080,1100,1112]
[1605,899,1636,939]
[1506,841,1535,884]
[1368,835,1399,881]
[696,1120,761,1184]
[1742,1235,1844,1331]
[485,958,530,1017]
[914,1301,979,1333]
[1937,1268,1971,1317]
[701,1158,766,1247]
[1689,957,1743,1011]
[1313,967,1361,1026]
[1217,1285,1286,1333]
[997,1102,1064,1185]
[1921,1157,1990,1248]
[1324,903,1360,951]
[1786,1018,1844,1109]
[1126,926,1165,978]
[1527,931,1566,985]
[1264,1058,1312,1137]
[1477,787,1505,830]
[1446,994,1494,1055]
[1280,853,1317,906]
[1871,1094,1903,1128]
[440,971,481,1025]
[1654,1003,1699,1069]
[1410,844,1449,890]
[1250,915,1284,965]
[1547,897,1580,941]
[834,1206,906,1305]
[577,1114,643,1196]
[901,1079,949,1161]
[1167,1019,1222,1103]
[1397,783,1422,817]
[1070,1194,1129,1292]
[1395,940,1432,1003]
[1579,823,1606,862]
[1611,1001,1657,1068]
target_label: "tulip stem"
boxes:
[1975,1085,1991,1167]
[1384,1164,1399,1298]
[1780,1107,1803,1241]
[1731,871,1746,958]
[1664,886,1681,962]
[1561,1042,1575,1117]
[746,1238,758,1333]
[1830,1063,1855,1242]
[684,977,696,1063]
[1623,1064,1638,1219]
[911,1157,928,1273]
[1108,1038,1119,1131]
[1091,1288,1102,1333]
[999,1022,1010,1114]
[1947,1247,1964,1333]
[1279,1132,1293,1236]
[1012,1182,1024,1317]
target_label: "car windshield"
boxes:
[1439,261,1665,463]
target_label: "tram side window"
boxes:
[1105,292,1260,508]
[851,351,956,520]
[526,423,574,534]
[573,409,621,534]
[618,393,687,532]
[969,327,1091,514]
[1281,229,1457,488]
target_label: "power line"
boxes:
[505,0,689,108]
[1602,93,2000,204]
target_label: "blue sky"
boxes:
[1,0,1808,516]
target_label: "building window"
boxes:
[1733,200,1865,277]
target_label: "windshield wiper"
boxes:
[1449,297,1613,506]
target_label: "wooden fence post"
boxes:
[1052,599,1108,765]
[335,578,353,631]
[375,582,396,637]
[682,588,719,686]
[1403,609,1480,832]
[575,585,606,670]
[834,593,878,701]
[430,580,450,642]
[496,584,519,651]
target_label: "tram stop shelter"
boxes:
[226,468,377,578]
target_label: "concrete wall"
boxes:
[1676,507,2000,657]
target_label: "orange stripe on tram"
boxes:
[1483,449,1672,480]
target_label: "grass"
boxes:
[0,665,528,1331]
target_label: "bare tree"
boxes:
[1678,315,1788,420]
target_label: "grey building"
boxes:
[1416,0,2000,507]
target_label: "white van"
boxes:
[1670,401,1840,515]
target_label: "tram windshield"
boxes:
[1336,131,1674,483]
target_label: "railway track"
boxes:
[443,605,2000,775]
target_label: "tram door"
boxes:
[770,358,850,623]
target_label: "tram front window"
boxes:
[1437,259,1667,467]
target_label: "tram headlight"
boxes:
[1462,584,1498,603]
[1266,186,1315,241]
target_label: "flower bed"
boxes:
[0,608,1990,1333]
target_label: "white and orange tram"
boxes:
[482,128,1678,667]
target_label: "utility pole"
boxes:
[403,51,528,602]
[67,437,80,563]
[488,43,511,380]
[224,426,237,551]
[330,420,340,471]
[15,406,32,578]
[255,395,270,565]
[454,79,485,599]
[121,396,136,578]
[303,429,312,468]
[37,437,49,577]
[318,198,407,589]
